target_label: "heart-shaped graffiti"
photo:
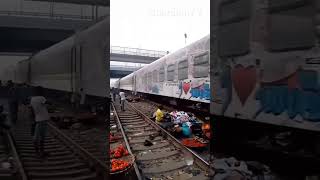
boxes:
[183,82,191,94]
[232,65,257,105]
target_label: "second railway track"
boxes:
[11,106,108,180]
[128,100,212,163]
[112,101,213,180]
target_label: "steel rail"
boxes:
[126,101,214,176]
[48,122,108,180]
[111,102,142,180]
[6,130,28,180]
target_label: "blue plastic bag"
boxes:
[182,123,192,137]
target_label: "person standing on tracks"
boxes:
[112,88,117,102]
[30,86,50,158]
[79,88,86,109]
[0,105,10,130]
[8,83,18,124]
[70,92,76,108]
[119,91,125,111]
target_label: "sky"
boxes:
[110,0,210,53]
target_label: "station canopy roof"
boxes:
[27,0,109,6]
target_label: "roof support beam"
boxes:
[26,0,109,6]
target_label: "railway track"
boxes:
[110,104,138,179]
[112,101,213,180]
[128,100,211,163]
[0,129,26,180]
[60,128,107,163]
[46,98,108,164]
[11,107,108,180]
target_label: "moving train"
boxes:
[211,0,320,132]
[0,18,109,99]
[115,0,320,133]
[113,35,210,104]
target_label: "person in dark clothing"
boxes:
[111,88,116,102]
[8,84,18,124]
[0,105,10,130]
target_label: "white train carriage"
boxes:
[15,59,30,84]
[119,73,134,92]
[211,0,320,131]
[119,35,210,103]
[0,64,17,82]
[9,18,109,98]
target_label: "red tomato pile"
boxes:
[110,144,129,158]
[182,138,207,148]
[111,159,130,172]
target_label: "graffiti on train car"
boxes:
[151,85,159,94]
[213,54,320,126]
[232,65,257,105]
[178,80,210,100]
[181,81,191,94]
[190,83,210,100]
[255,70,320,122]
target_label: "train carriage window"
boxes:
[153,70,158,82]
[147,72,152,86]
[194,53,209,78]
[218,0,251,57]
[167,64,175,81]
[143,74,147,86]
[268,4,315,51]
[178,60,188,80]
[159,66,165,82]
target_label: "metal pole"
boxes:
[95,5,98,20]
[50,0,54,17]
[20,0,23,15]
[92,5,94,20]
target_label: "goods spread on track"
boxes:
[128,100,211,163]
[112,101,212,180]
[119,100,292,180]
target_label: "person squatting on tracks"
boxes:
[155,105,164,124]
[30,86,50,158]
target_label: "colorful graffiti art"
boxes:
[183,82,191,94]
[232,64,257,105]
[151,85,159,94]
[220,65,232,115]
[179,81,191,98]
[255,70,320,122]
[190,83,210,100]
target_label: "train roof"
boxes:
[121,34,210,80]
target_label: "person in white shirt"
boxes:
[119,91,125,111]
[79,88,86,107]
[70,92,76,108]
[30,86,50,158]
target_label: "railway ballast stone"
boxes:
[70,123,82,130]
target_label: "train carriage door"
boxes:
[70,46,75,93]
[133,74,137,95]
[192,51,210,101]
